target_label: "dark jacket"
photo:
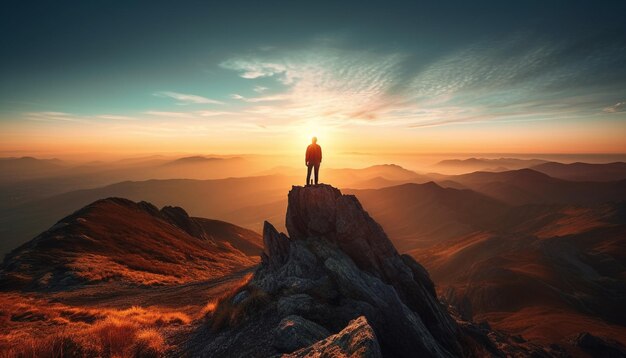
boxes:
[306,144,322,165]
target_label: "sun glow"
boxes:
[293,120,335,151]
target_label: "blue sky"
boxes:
[1,0,625,155]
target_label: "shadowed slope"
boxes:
[531,161,626,182]
[411,201,626,349]
[345,182,507,251]
[446,169,626,205]
[0,198,261,289]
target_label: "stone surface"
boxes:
[282,185,461,356]
[187,184,549,357]
[282,316,381,358]
[273,315,331,353]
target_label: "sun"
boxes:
[299,122,332,147]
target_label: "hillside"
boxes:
[345,182,508,251]
[410,201,626,347]
[0,175,297,255]
[433,158,547,174]
[531,162,626,182]
[442,169,626,205]
[0,157,67,182]
[0,198,261,289]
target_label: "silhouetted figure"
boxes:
[305,137,322,185]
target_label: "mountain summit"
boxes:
[188,184,547,357]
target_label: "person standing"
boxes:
[305,137,322,185]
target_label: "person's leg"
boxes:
[306,164,312,185]
[314,163,320,184]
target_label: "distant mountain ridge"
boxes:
[433,157,548,173]
[442,168,626,205]
[345,182,507,251]
[531,161,626,181]
[161,155,244,166]
[0,156,67,182]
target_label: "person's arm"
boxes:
[319,146,322,163]
[305,146,310,165]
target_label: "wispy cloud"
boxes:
[153,91,223,105]
[144,110,235,118]
[219,36,623,129]
[24,112,138,122]
[230,93,290,103]
[603,101,626,113]
[197,110,236,117]
[95,114,137,121]
[144,111,197,119]
[24,112,79,122]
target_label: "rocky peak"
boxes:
[285,185,444,316]
[192,184,549,357]
[254,185,461,356]
[286,184,399,275]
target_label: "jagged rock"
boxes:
[188,184,542,357]
[273,315,330,353]
[283,185,461,356]
[283,316,382,358]
[160,205,213,241]
[262,221,292,269]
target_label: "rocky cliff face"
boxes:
[189,185,551,357]
[279,184,462,357]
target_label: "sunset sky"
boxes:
[1,1,625,157]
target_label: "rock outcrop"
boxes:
[189,184,549,357]
[273,315,330,353]
[271,184,462,357]
[284,316,382,358]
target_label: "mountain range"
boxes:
[1,156,625,356]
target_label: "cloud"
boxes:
[223,47,403,125]
[154,91,223,105]
[197,110,236,117]
[24,112,138,122]
[95,114,137,120]
[144,110,235,119]
[231,93,290,103]
[254,86,269,93]
[144,111,197,119]
[220,60,287,80]
[603,101,626,113]
[24,112,79,122]
[219,36,622,129]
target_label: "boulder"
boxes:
[283,316,381,358]
[273,315,330,353]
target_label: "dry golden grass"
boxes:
[0,293,182,357]
[204,273,271,332]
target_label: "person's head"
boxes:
[312,136,317,144]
